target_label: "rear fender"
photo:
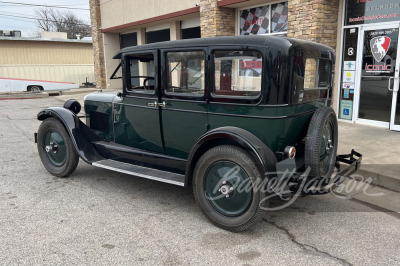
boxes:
[37,107,104,163]
[186,127,277,187]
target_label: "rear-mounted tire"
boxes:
[305,107,338,178]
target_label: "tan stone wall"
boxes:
[90,0,107,90]
[200,0,236,37]
[287,0,339,49]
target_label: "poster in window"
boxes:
[271,2,288,33]
[239,60,262,77]
[239,6,270,35]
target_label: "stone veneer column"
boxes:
[89,0,107,90]
[287,0,339,49]
[200,0,236,37]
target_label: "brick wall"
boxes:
[287,0,339,49]
[89,0,107,90]
[200,0,236,37]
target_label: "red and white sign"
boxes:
[240,60,262,69]
[370,36,391,62]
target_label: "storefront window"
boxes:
[239,2,288,36]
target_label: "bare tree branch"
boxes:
[35,7,91,39]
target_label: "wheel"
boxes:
[193,145,267,232]
[305,107,338,178]
[30,86,42,93]
[37,118,79,177]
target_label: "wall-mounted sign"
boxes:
[345,0,400,26]
[343,61,356,71]
[343,82,355,89]
[343,71,356,83]
[340,100,353,120]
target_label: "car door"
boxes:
[113,50,164,153]
[159,48,209,159]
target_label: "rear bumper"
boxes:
[302,149,363,195]
[336,149,362,182]
[273,149,363,197]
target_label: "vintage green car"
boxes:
[35,35,361,231]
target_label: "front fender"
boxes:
[186,126,278,186]
[37,107,104,163]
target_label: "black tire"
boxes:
[193,145,267,232]
[305,107,338,178]
[37,118,79,177]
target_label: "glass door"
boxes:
[357,24,400,131]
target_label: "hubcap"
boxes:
[44,130,67,167]
[204,161,253,217]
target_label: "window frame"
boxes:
[161,47,208,101]
[210,46,265,104]
[123,50,158,97]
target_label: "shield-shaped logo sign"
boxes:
[370,36,391,62]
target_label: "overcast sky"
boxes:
[0,0,90,37]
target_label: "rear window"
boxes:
[213,50,262,98]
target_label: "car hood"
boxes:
[84,91,120,103]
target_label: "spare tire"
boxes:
[305,107,338,178]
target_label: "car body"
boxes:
[35,35,361,231]
[0,77,78,93]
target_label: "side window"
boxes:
[294,58,332,103]
[166,51,205,96]
[213,50,262,98]
[127,53,155,94]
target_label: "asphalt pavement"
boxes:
[0,96,399,265]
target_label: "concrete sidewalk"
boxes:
[338,121,400,192]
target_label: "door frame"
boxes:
[354,22,400,130]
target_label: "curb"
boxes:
[0,92,50,100]
[352,167,400,193]
[60,88,98,95]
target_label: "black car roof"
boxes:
[113,35,334,59]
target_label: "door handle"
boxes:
[148,101,157,107]
[158,101,166,108]
[388,77,394,91]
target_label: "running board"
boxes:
[92,159,185,186]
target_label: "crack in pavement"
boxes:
[262,218,353,266]
[5,115,35,142]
